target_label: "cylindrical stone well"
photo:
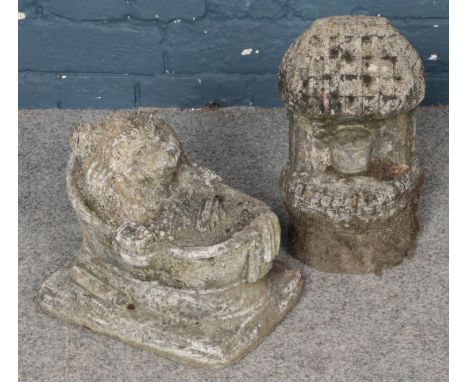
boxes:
[277,16,425,274]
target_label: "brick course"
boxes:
[18,0,449,108]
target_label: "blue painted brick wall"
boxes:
[19,0,448,109]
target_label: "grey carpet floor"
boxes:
[19,106,448,382]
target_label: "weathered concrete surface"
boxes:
[279,16,425,273]
[19,106,448,381]
[38,110,302,368]
[278,16,425,119]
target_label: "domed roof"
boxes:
[277,16,425,120]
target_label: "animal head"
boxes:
[70,111,183,193]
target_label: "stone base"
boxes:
[39,258,303,369]
[287,194,421,274]
[282,159,424,274]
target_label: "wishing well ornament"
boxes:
[278,16,425,274]
[39,111,303,368]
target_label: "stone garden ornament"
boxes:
[39,111,303,368]
[278,16,425,274]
